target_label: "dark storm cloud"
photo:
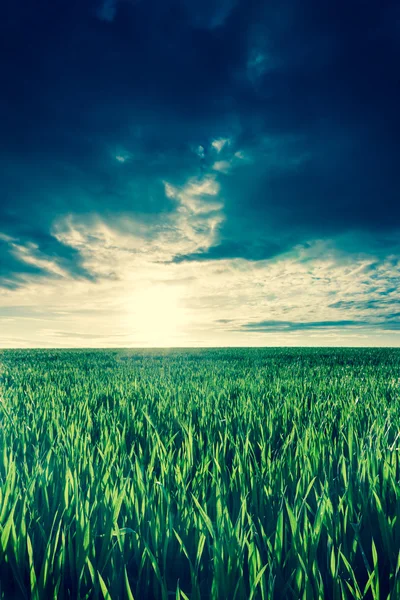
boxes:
[0,0,399,284]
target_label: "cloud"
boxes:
[212,161,231,174]
[0,235,399,346]
[241,319,400,333]
[212,138,230,153]
[52,170,225,278]
[171,239,284,263]
[0,0,399,294]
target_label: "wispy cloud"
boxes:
[1,234,399,347]
[52,171,225,276]
[241,319,400,333]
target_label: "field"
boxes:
[0,348,399,599]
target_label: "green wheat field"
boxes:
[0,348,399,599]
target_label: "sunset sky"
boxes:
[1,0,399,347]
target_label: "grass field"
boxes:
[0,348,399,599]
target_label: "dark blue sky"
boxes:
[0,0,399,346]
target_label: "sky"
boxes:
[0,0,399,347]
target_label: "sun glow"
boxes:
[124,284,188,346]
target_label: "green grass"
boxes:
[0,348,399,599]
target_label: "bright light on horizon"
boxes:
[123,284,189,346]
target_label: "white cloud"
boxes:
[212,160,231,174]
[0,232,15,243]
[1,232,399,348]
[4,240,69,279]
[51,172,224,279]
[211,138,230,153]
